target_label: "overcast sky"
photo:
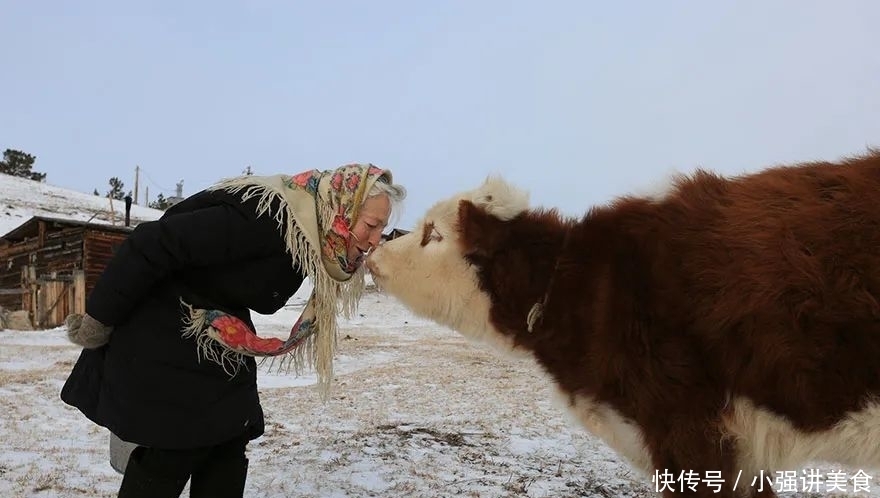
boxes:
[3,0,878,229]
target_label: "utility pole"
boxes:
[145,186,149,206]
[134,165,140,205]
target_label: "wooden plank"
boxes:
[73,270,85,315]
[0,240,40,259]
[66,280,74,320]
[28,265,38,327]
[38,220,46,246]
[36,280,67,328]
[36,280,46,328]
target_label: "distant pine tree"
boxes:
[107,177,126,200]
[149,193,171,210]
[0,149,46,182]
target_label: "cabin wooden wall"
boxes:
[1,221,131,329]
[0,243,34,311]
[83,229,127,294]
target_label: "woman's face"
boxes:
[347,194,391,267]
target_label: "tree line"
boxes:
[91,177,173,210]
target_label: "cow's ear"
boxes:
[457,199,508,257]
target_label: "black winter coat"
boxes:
[60,188,306,449]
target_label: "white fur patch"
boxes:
[368,232,527,355]
[723,397,880,475]
[367,175,532,352]
[558,391,653,475]
[557,394,880,498]
[627,167,686,202]
[466,175,530,220]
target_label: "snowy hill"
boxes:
[0,173,165,237]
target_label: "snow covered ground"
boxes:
[0,173,164,237]
[1,281,878,497]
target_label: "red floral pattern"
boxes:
[209,314,284,354]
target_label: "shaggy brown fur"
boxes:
[369,149,880,497]
[463,150,880,496]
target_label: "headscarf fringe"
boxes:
[175,167,382,400]
[180,300,248,377]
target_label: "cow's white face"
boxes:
[366,176,530,352]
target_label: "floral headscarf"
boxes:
[180,164,393,399]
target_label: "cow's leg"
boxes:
[646,417,778,498]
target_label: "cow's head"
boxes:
[366,176,530,350]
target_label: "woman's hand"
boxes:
[65,313,113,349]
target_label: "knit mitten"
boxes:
[66,313,113,349]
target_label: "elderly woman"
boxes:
[60,164,406,498]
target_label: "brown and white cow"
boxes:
[366,149,880,497]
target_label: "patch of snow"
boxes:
[1,292,878,497]
[0,172,164,236]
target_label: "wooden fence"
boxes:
[21,267,86,329]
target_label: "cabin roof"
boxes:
[0,215,136,244]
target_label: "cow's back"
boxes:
[659,154,880,431]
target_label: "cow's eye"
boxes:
[420,222,443,246]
